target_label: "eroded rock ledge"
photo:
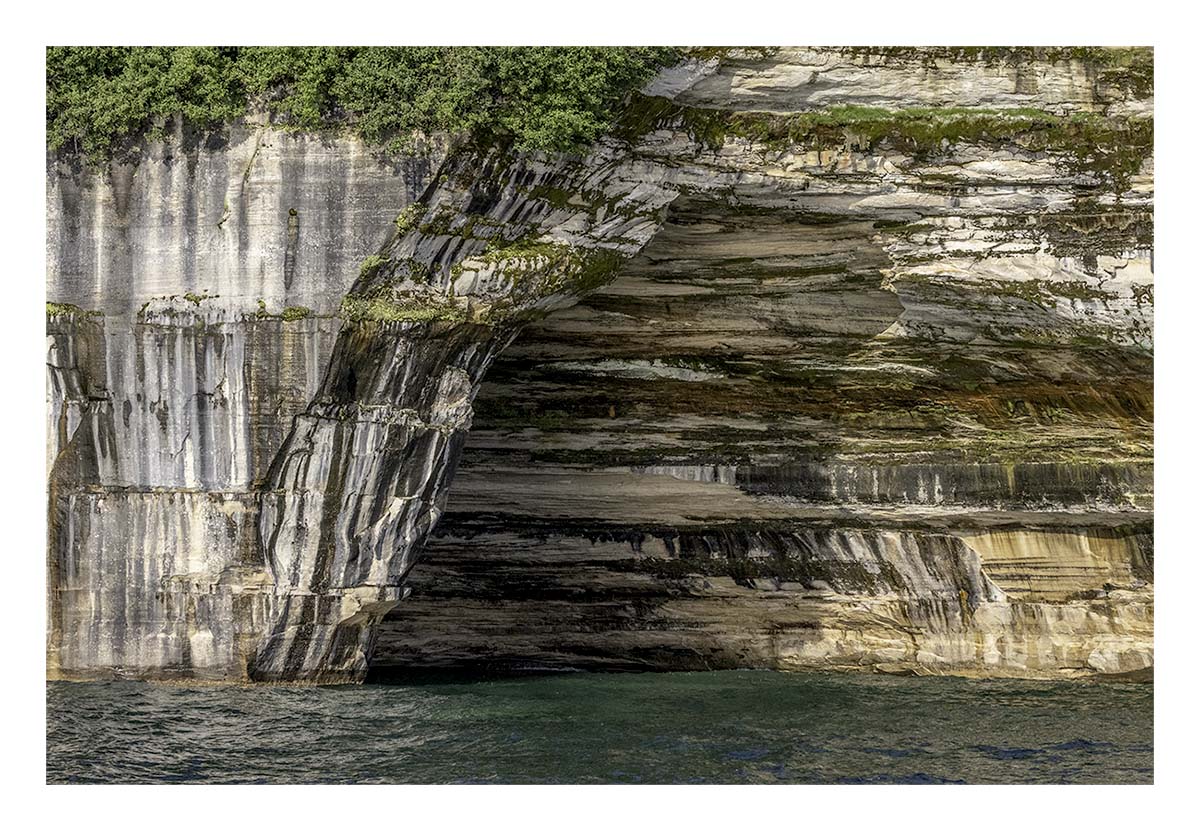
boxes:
[47,47,1153,682]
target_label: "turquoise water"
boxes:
[46,671,1152,784]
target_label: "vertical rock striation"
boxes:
[247,139,685,679]
[47,125,449,680]
[48,47,1153,682]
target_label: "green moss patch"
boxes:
[473,237,629,301]
[253,301,315,321]
[46,302,102,318]
[358,254,392,280]
[340,291,468,324]
[280,305,313,321]
[619,97,1152,193]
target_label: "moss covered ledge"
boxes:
[46,302,102,319]
[339,289,471,325]
[618,97,1153,193]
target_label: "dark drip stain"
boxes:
[284,208,300,290]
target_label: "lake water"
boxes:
[46,670,1152,784]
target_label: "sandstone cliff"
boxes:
[47,47,1153,682]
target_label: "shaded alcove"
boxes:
[368,195,1153,678]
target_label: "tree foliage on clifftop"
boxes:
[46,46,680,160]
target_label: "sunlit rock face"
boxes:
[47,125,450,681]
[48,47,1152,682]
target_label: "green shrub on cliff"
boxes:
[46,48,246,158]
[46,46,680,160]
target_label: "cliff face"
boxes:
[47,47,1153,682]
[47,124,447,679]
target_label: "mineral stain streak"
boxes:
[46,47,1153,683]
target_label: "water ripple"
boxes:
[47,671,1152,784]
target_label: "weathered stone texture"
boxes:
[47,47,1153,682]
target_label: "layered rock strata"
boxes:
[47,47,1153,682]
